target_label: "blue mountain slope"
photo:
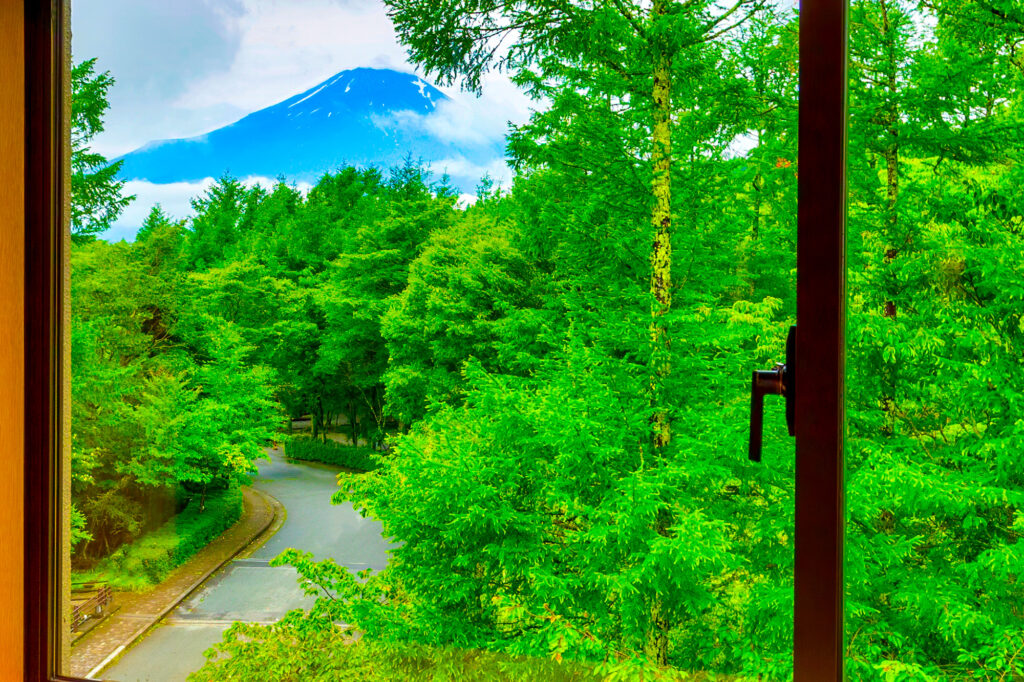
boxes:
[117,67,503,188]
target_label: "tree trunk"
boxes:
[645,0,673,666]
[879,0,901,434]
[644,595,670,666]
[752,171,763,240]
[369,385,383,447]
[312,395,326,441]
[349,397,358,447]
[649,0,673,456]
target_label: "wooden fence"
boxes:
[71,584,112,632]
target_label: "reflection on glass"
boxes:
[66,1,802,680]
[845,0,1024,679]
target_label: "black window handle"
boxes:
[749,325,796,463]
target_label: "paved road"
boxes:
[103,447,390,681]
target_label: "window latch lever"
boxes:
[748,325,796,463]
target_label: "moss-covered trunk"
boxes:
[649,1,673,456]
[879,0,901,433]
[645,0,673,666]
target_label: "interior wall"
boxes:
[0,0,26,677]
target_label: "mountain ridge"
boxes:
[116,67,502,190]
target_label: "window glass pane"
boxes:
[845,1,1024,678]
[65,2,800,679]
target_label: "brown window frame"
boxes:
[25,0,70,679]
[795,0,849,678]
[21,0,849,678]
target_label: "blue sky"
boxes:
[71,0,532,239]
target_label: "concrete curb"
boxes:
[237,487,287,562]
[83,486,285,680]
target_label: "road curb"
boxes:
[82,486,284,680]
[236,487,287,562]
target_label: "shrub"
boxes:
[285,437,380,472]
[73,486,243,591]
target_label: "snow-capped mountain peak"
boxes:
[115,67,497,188]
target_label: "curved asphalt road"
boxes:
[102,447,390,682]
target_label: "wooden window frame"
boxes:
[25,0,71,679]
[19,0,849,679]
[794,0,849,678]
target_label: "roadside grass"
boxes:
[73,487,243,591]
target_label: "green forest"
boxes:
[70,0,1023,679]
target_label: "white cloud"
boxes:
[425,73,535,145]
[105,178,214,241]
[427,156,514,189]
[106,176,312,242]
[72,0,250,158]
[373,71,535,148]
[76,0,540,171]
[174,0,408,113]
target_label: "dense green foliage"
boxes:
[71,155,462,563]
[71,59,133,242]
[192,1,1019,679]
[74,487,242,591]
[841,1,1024,675]
[191,615,609,682]
[71,208,282,562]
[71,0,1024,678]
[285,438,380,472]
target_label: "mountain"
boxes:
[116,67,503,190]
